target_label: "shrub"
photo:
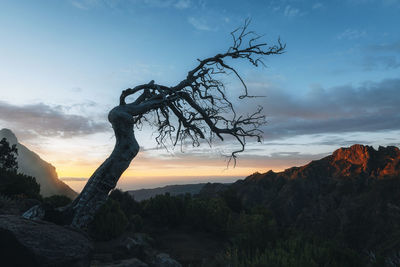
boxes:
[109,188,141,215]
[229,206,277,251]
[0,169,41,200]
[217,233,366,267]
[142,193,185,227]
[130,214,144,232]
[0,138,18,172]
[43,195,72,208]
[90,199,128,241]
[186,197,232,235]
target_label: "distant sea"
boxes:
[60,175,242,192]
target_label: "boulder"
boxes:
[92,258,148,267]
[153,253,182,267]
[0,215,92,267]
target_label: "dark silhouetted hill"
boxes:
[0,129,77,199]
[210,144,400,254]
[129,183,207,201]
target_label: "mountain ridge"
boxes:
[128,183,208,201]
[0,128,77,199]
[244,144,400,183]
[211,144,400,254]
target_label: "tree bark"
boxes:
[68,105,139,229]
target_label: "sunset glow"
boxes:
[1,0,399,192]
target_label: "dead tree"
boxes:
[25,21,285,229]
[70,21,284,229]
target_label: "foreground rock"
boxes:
[92,257,148,267]
[152,253,182,267]
[91,233,182,267]
[0,215,92,267]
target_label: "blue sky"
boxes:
[0,0,399,191]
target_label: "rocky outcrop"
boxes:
[281,144,400,180]
[91,232,183,267]
[0,128,77,199]
[152,253,182,267]
[0,215,92,267]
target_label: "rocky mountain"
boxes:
[0,128,77,199]
[201,144,400,254]
[279,144,400,180]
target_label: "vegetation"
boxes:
[1,137,398,266]
[43,195,72,208]
[0,168,41,200]
[0,137,18,172]
[216,234,365,267]
[0,138,40,199]
[89,198,128,241]
[88,187,379,266]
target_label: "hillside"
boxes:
[0,128,77,199]
[129,183,207,201]
[209,144,400,255]
[2,144,399,266]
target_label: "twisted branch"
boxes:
[118,20,285,165]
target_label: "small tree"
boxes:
[29,21,284,229]
[0,138,18,172]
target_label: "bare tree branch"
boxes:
[117,20,284,166]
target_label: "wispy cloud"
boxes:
[71,0,90,10]
[188,16,215,31]
[70,0,192,10]
[337,28,367,40]
[361,40,400,70]
[237,78,400,140]
[363,55,400,70]
[70,0,105,10]
[0,101,109,139]
[174,0,191,9]
[134,146,330,172]
[283,5,302,17]
[368,40,400,52]
[348,0,400,6]
[312,2,324,9]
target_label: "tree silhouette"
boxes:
[0,138,18,172]
[25,21,285,229]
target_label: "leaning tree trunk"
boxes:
[68,105,139,229]
[23,23,284,228]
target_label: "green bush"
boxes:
[109,188,141,215]
[217,233,366,267]
[90,199,128,241]
[130,214,144,232]
[220,188,242,212]
[142,193,185,227]
[186,197,232,235]
[0,138,18,172]
[0,169,41,200]
[229,206,277,251]
[43,195,72,208]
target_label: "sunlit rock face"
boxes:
[0,128,77,199]
[330,144,400,178]
[276,144,400,180]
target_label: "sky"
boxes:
[0,0,399,192]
